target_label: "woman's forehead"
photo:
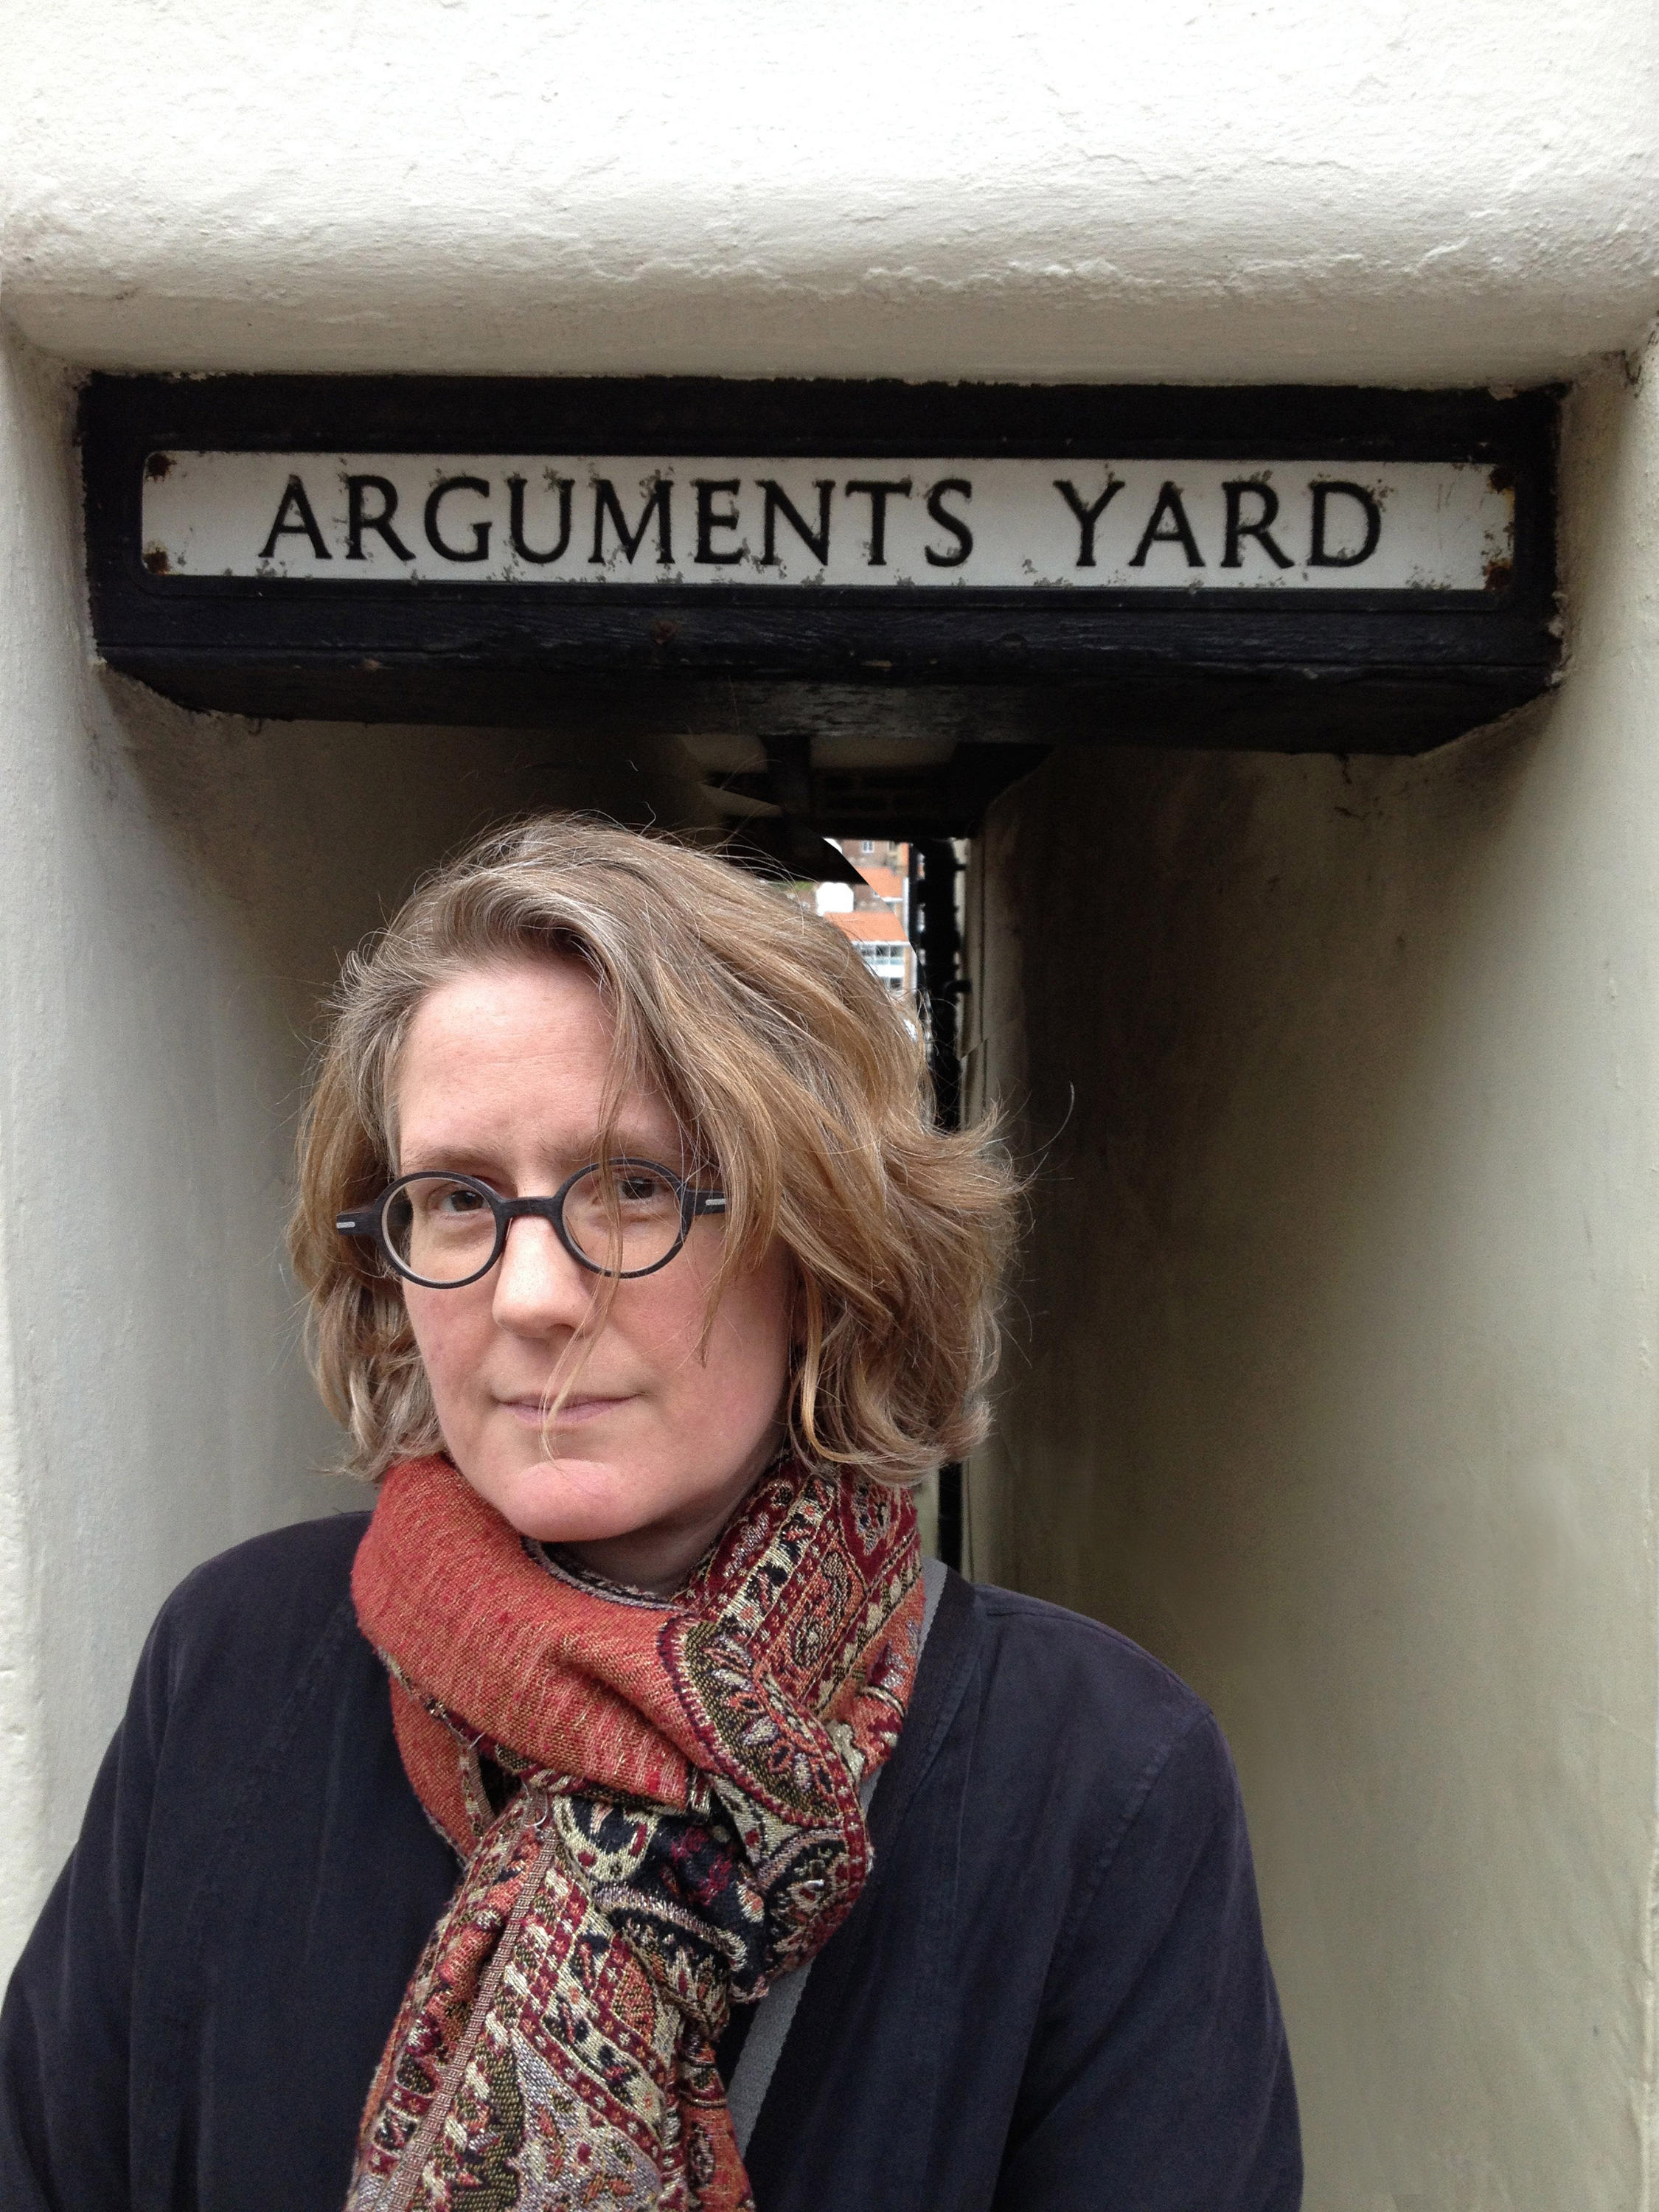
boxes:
[412,953,608,1043]
[395,959,678,1156]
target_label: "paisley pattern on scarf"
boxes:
[346,1453,922,2212]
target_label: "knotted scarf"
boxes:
[346,1452,923,2212]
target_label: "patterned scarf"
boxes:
[346,1452,922,2212]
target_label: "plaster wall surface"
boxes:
[964,354,1659,2208]
[3,0,1658,386]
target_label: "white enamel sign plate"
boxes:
[142,453,1512,593]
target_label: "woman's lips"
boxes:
[499,1394,630,1427]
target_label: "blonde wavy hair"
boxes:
[288,815,1015,1485]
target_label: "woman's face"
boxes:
[394,956,794,1593]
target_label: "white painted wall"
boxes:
[964,351,1659,2209]
[2,0,1657,386]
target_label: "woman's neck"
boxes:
[557,1431,788,1596]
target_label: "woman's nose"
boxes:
[489,1214,594,1334]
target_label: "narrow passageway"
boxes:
[4,302,1651,2211]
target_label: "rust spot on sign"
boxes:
[1484,557,1513,594]
[142,543,170,575]
[144,451,173,480]
[1487,463,1514,495]
[650,619,680,647]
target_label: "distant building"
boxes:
[814,841,915,997]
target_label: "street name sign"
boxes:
[83,376,1557,756]
[142,453,1512,596]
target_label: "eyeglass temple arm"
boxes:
[692,1192,726,1215]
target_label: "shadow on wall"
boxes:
[108,680,732,1054]
[962,653,1659,2205]
[968,699,1551,1640]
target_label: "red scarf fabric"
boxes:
[346,1453,923,2212]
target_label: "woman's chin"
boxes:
[456,1448,646,1547]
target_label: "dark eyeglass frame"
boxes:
[335,1158,728,1287]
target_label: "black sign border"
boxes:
[81,374,1558,745]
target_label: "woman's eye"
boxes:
[429,1182,487,1217]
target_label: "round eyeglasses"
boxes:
[335,1160,728,1287]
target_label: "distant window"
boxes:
[860,839,874,855]
[854,940,909,993]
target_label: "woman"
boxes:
[0,816,1300,2211]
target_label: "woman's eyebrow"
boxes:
[395,1144,502,1175]
[397,1130,690,1177]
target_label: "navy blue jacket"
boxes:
[0,1513,1300,2210]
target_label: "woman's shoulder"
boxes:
[964,1578,1211,1721]
[146,1510,375,1703]
[950,1576,1236,1834]
[165,1506,370,1615]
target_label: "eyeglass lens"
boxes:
[383,1176,496,1284]
[383,1165,690,1284]
[560,1164,686,1274]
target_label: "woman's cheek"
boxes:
[406,1293,476,1410]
